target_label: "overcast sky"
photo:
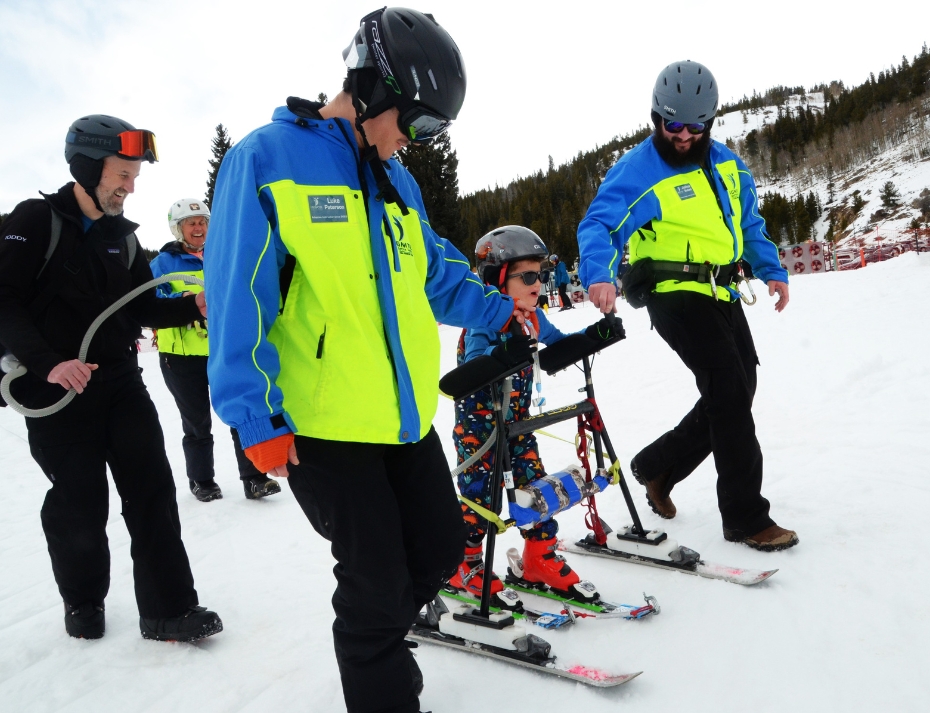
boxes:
[1,0,926,248]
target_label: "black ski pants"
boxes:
[26,368,199,618]
[287,428,465,713]
[557,283,572,308]
[634,290,775,537]
[159,353,261,483]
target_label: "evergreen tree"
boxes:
[880,181,901,209]
[396,132,463,249]
[205,124,234,209]
[317,93,329,104]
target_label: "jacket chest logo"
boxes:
[725,172,739,200]
[391,215,413,256]
[309,195,348,223]
[675,184,696,200]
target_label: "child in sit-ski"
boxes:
[449,226,617,604]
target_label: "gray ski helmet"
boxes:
[549,254,559,263]
[343,7,466,139]
[476,226,548,288]
[65,114,157,195]
[652,61,718,124]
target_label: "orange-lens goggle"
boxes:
[66,129,159,162]
[117,130,158,161]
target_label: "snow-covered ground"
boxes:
[3,257,930,712]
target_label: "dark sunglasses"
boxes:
[507,269,550,286]
[663,119,707,135]
[66,129,159,162]
[398,106,452,144]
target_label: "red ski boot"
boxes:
[511,538,600,604]
[446,546,522,610]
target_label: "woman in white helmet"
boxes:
[149,198,281,502]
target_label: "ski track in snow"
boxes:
[3,256,930,711]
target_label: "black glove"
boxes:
[585,315,625,342]
[491,333,537,367]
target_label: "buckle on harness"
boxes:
[734,264,757,306]
[708,264,720,300]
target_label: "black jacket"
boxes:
[0,183,202,384]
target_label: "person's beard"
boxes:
[95,185,127,216]
[652,128,712,168]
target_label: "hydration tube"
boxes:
[1,273,204,418]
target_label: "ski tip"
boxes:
[564,665,643,686]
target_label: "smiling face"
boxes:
[504,258,545,312]
[95,156,141,216]
[660,122,703,154]
[361,107,410,160]
[180,216,208,253]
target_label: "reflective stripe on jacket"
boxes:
[206,106,514,449]
[577,137,788,299]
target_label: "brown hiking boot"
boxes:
[631,459,676,519]
[724,525,799,552]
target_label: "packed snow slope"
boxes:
[2,256,930,712]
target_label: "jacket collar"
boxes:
[41,182,139,239]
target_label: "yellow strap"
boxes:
[458,495,511,534]
[608,459,622,486]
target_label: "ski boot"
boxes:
[506,538,600,604]
[64,601,105,639]
[445,545,523,611]
[190,478,222,502]
[243,474,282,500]
[140,605,223,642]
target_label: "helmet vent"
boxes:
[428,68,438,90]
[399,13,415,29]
[676,83,682,94]
[696,86,701,95]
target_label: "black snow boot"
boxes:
[190,478,223,502]
[64,601,105,639]
[243,474,281,500]
[140,605,223,642]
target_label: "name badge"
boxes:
[309,195,348,223]
[675,184,696,200]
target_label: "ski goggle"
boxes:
[663,119,707,135]
[66,129,159,162]
[507,269,551,286]
[398,106,452,144]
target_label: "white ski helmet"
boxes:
[168,198,210,240]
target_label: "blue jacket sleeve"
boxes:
[149,253,184,299]
[736,157,789,284]
[392,167,515,331]
[463,326,500,362]
[576,160,661,289]
[204,144,295,449]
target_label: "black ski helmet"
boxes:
[476,226,549,289]
[343,7,466,142]
[65,114,158,196]
[652,61,718,124]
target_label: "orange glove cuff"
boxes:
[244,433,294,473]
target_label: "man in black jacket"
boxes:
[0,115,222,641]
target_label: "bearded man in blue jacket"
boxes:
[577,61,798,553]
[205,8,526,713]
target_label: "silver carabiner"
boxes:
[734,263,757,306]
[708,264,719,300]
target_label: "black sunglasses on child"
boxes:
[507,269,551,286]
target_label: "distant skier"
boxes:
[449,226,618,603]
[577,61,798,552]
[150,198,281,502]
[550,253,574,310]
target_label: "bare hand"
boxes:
[47,360,98,393]
[268,442,300,478]
[587,282,617,313]
[768,281,789,312]
[195,292,207,318]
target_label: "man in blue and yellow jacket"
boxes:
[578,61,798,553]
[206,9,521,713]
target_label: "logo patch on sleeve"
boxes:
[675,184,696,200]
[309,195,348,223]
